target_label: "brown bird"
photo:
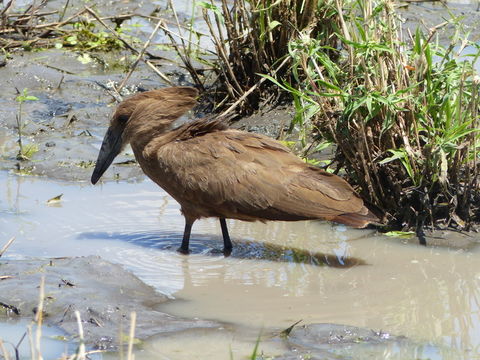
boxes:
[91,87,379,254]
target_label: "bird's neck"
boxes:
[126,123,181,165]
[124,121,167,152]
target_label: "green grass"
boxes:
[276,0,480,229]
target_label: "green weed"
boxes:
[266,0,480,229]
[56,20,127,51]
[169,0,340,114]
[15,89,39,161]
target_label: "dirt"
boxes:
[398,2,480,44]
[0,256,218,350]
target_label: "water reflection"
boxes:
[78,230,367,267]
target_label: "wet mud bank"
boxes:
[2,256,447,358]
[0,256,217,350]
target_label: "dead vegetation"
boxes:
[0,0,174,92]
[168,0,341,116]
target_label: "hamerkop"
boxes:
[91,86,379,254]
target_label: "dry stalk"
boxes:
[74,311,86,360]
[219,56,290,117]
[335,0,354,75]
[165,0,204,88]
[27,325,35,360]
[0,237,15,257]
[33,276,45,360]
[117,18,165,93]
[127,312,137,360]
[0,338,11,360]
[161,22,204,89]
[201,8,243,96]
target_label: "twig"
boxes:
[1,1,14,18]
[219,56,290,117]
[0,237,15,257]
[6,10,58,20]
[144,61,172,85]
[84,6,172,86]
[56,74,65,91]
[58,0,70,23]
[0,8,84,34]
[117,19,165,93]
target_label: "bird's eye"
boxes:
[117,114,129,123]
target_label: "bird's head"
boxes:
[91,86,198,184]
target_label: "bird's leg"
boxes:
[178,221,193,254]
[219,218,232,255]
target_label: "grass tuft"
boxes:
[175,0,480,230]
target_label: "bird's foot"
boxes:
[177,247,190,255]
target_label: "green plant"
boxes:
[266,0,480,229]
[15,89,39,161]
[56,20,127,52]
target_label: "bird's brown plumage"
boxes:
[91,86,380,253]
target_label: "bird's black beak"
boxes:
[91,126,124,184]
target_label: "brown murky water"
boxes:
[1,171,479,359]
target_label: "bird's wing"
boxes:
[152,126,376,226]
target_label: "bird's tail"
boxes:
[331,207,383,228]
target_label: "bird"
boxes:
[91,86,380,254]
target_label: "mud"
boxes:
[398,2,480,44]
[0,49,157,181]
[281,323,457,360]
[0,256,217,350]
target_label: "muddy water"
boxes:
[1,171,479,359]
[0,320,76,359]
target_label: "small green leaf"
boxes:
[17,143,39,160]
[47,194,63,204]
[196,1,224,23]
[268,20,281,31]
[385,231,415,238]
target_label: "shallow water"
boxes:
[1,171,480,359]
[0,319,78,359]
